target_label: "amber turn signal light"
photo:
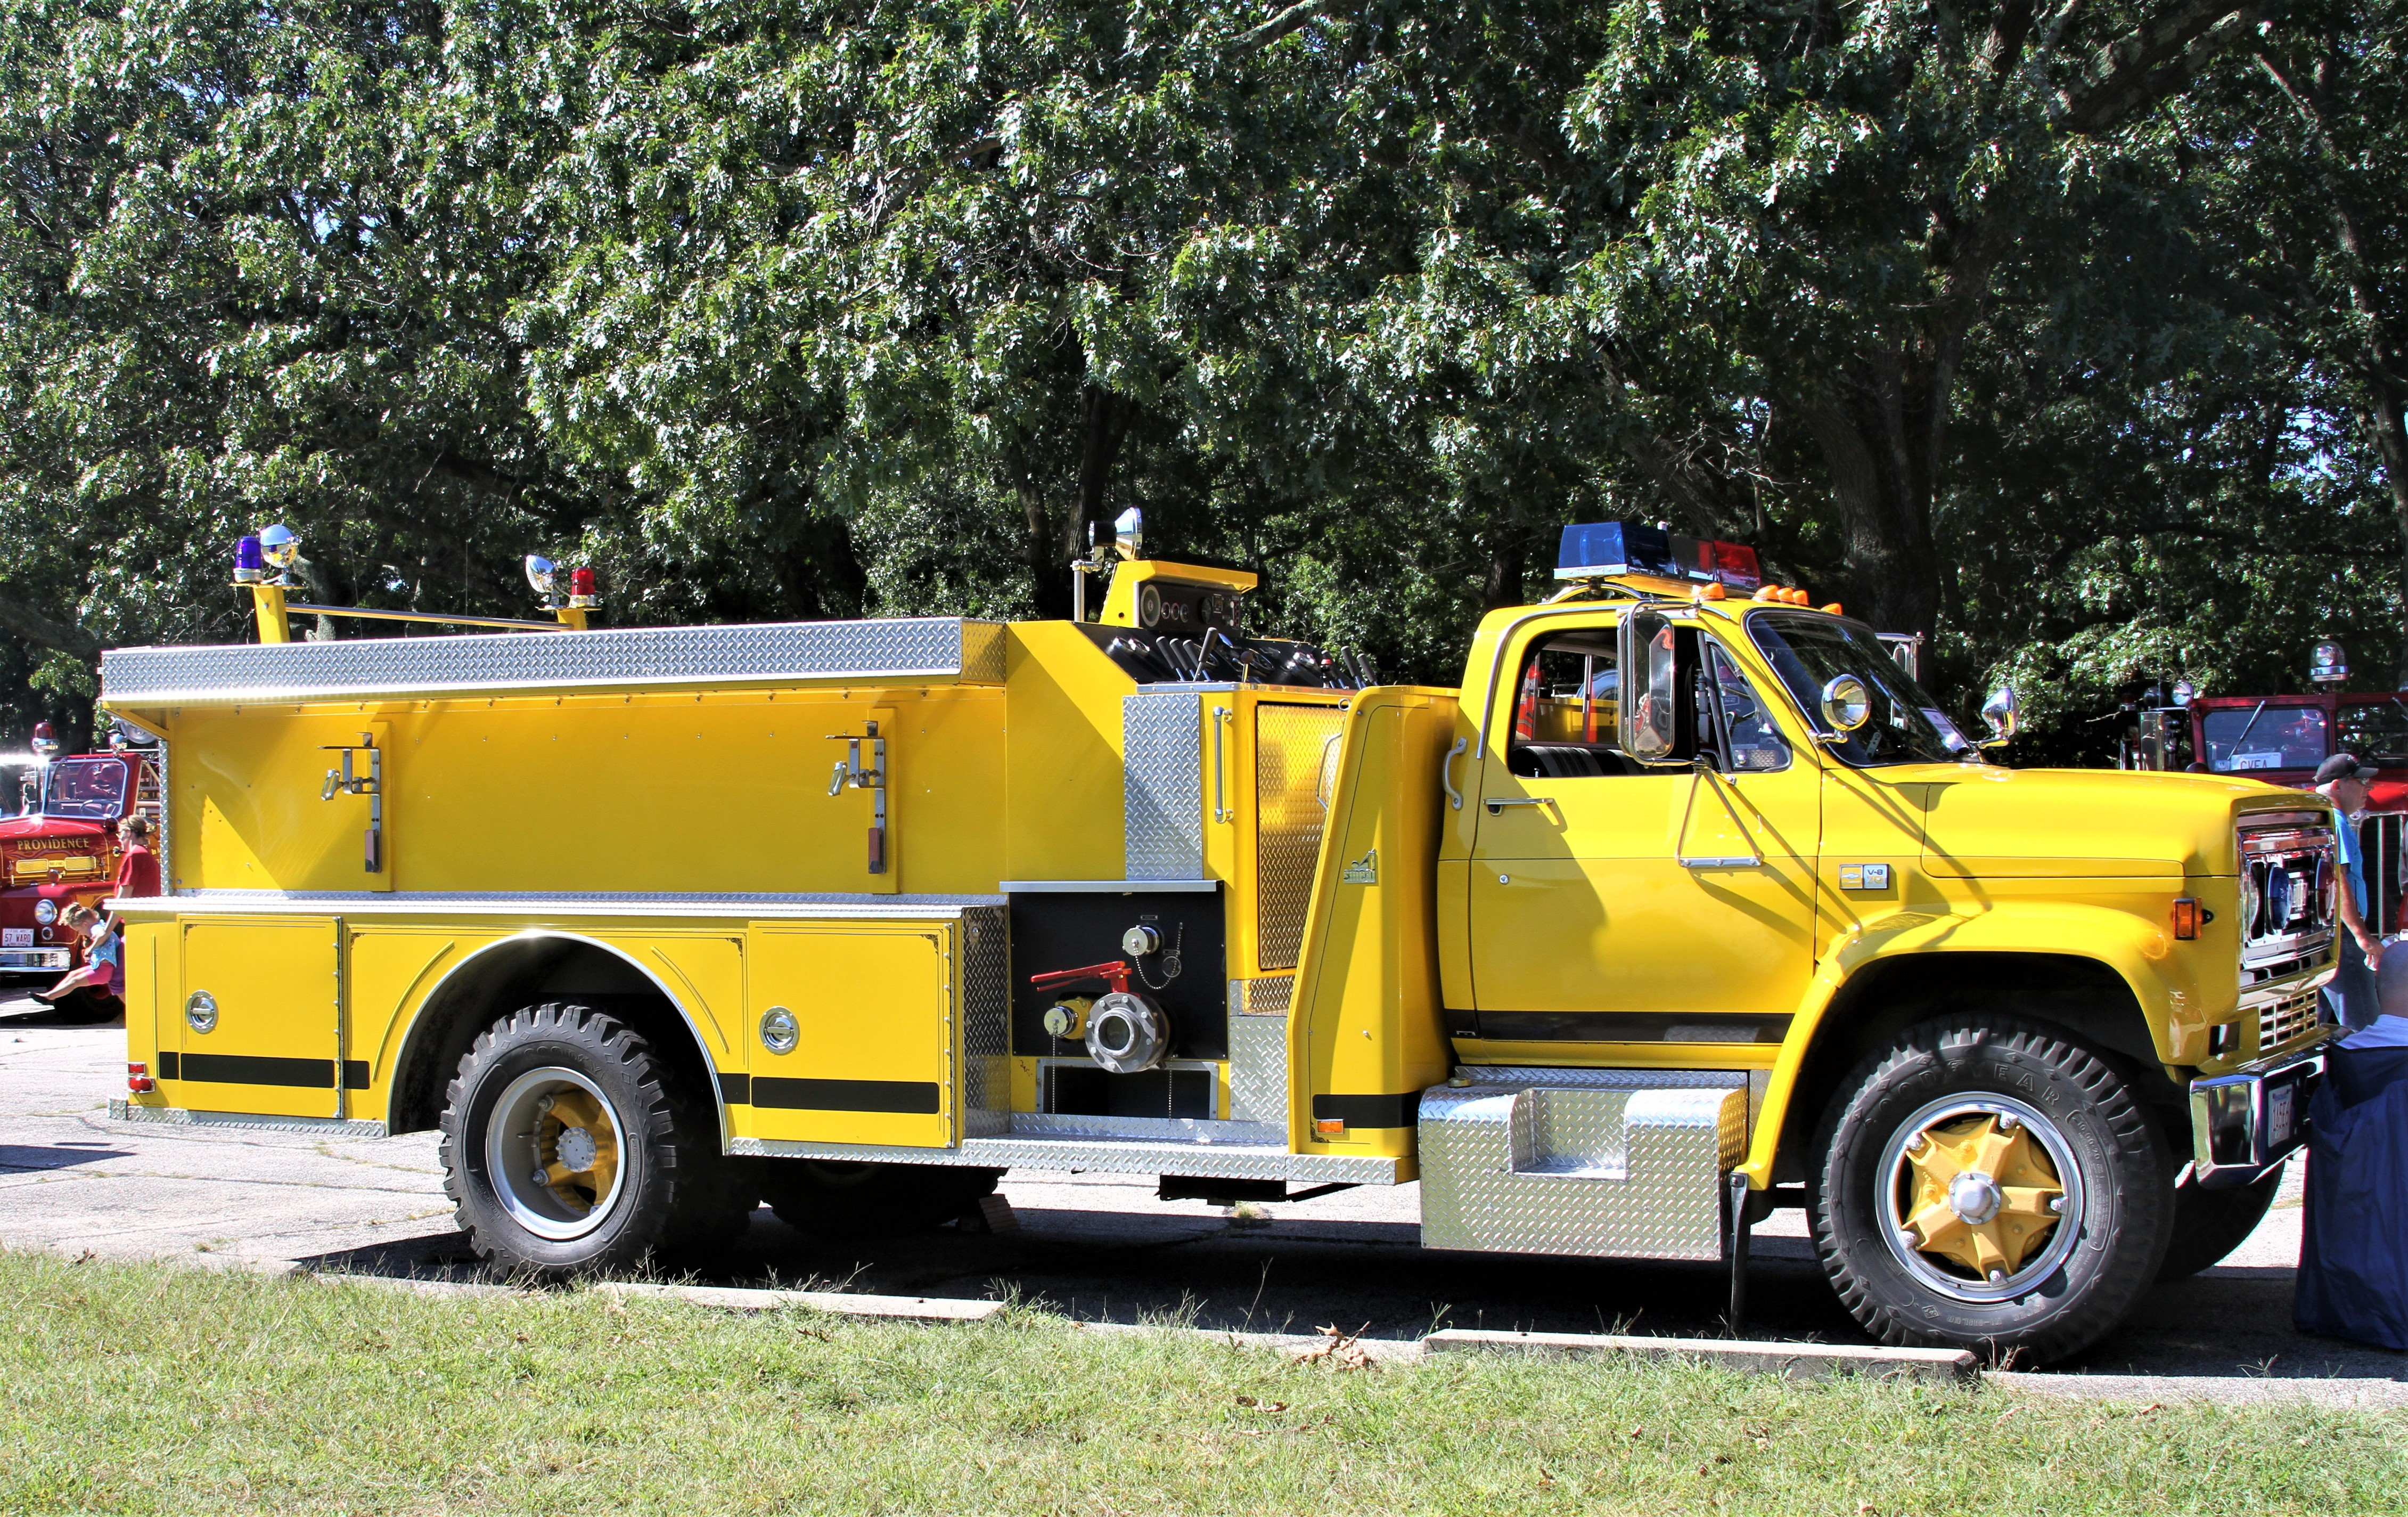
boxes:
[2171,897,2207,940]
[1313,1117,1347,1139]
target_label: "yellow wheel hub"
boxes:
[1899,1112,2065,1279]
[537,1088,621,1217]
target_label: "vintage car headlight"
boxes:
[32,899,58,926]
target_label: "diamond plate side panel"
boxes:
[1419,1083,1747,1261]
[733,1135,1398,1185]
[1253,703,1347,970]
[1124,693,1203,879]
[109,1100,388,1139]
[101,618,1003,707]
[1226,1013,1290,1125]
[960,905,1010,1138]
[1233,975,1295,1017]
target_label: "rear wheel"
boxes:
[439,1002,721,1274]
[1812,1016,2175,1364]
[2156,1166,2282,1281]
[760,1160,1001,1238]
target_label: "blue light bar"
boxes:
[1554,521,1763,590]
[1556,522,1673,580]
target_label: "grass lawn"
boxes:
[0,1248,2398,1514]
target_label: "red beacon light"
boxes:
[568,568,600,608]
[29,721,58,758]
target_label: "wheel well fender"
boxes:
[1747,917,2184,1187]
[383,932,727,1145]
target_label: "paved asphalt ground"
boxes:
[4,996,2402,1400]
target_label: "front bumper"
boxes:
[2190,1040,2325,1188]
[0,948,72,973]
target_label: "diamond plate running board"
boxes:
[1417,1069,1748,1262]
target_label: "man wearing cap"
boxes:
[2319,753,2385,1029]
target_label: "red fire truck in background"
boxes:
[0,721,162,1019]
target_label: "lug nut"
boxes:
[1896,1227,1920,1248]
[535,1095,555,1115]
[2048,1196,2066,1214]
[530,1169,550,1189]
[1998,1113,2019,1131]
[1988,1269,2006,1285]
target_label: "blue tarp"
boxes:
[2295,1043,2408,1350]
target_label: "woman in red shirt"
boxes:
[105,814,159,936]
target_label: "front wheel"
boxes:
[1811,1016,2175,1365]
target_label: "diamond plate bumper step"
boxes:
[1418,1068,1750,1262]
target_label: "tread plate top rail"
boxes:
[101,618,1008,707]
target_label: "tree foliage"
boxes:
[1,0,2401,762]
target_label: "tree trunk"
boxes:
[2366,384,2408,689]
[1481,516,1528,610]
[1795,365,1944,646]
[1069,384,1131,566]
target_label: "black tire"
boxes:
[2155,1167,2282,1281]
[1810,1015,2176,1365]
[439,1002,721,1275]
[760,1160,1001,1238]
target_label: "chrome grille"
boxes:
[1254,703,1347,970]
[2256,991,2318,1055]
[2237,813,2337,982]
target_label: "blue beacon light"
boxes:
[233,535,265,584]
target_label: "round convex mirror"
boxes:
[1820,674,1872,733]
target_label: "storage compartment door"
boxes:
[745,923,954,1147]
[168,917,341,1119]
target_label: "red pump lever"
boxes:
[1029,960,1132,996]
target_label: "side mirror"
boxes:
[1616,608,1685,764]
[1819,674,1872,734]
[1981,686,2020,747]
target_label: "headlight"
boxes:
[33,899,57,926]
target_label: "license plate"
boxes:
[2,929,30,948]
[2267,1083,2297,1147]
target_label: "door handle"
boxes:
[1484,796,1554,815]
[1441,738,1468,811]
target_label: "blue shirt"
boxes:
[2338,814,2369,918]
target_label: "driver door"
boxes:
[1464,614,1821,1048]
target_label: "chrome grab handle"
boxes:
[1484,796,1553,815]
[1441,737,1469,811]
[1211,706,1234,823]
[1315,732,1343,811]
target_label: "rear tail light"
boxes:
[2171,898,2206,940]
[126,1061,153,1094]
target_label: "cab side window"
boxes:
[1697,641,1791,773]
[1505,631,1642,779]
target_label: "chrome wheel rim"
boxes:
[485,1066,628,1242]
[1875,1094,2085,1304]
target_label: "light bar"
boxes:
[1554,522,1762,590]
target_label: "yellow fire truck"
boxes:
[103,518,2334,1361]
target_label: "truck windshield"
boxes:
[43,757,128,820]
[2201,705,2327,773]
[1747,615,1968,766]
[2336,702,2408,768]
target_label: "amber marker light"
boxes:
[1314,1118,1347,1139]
[1754,585,1782,602]
[1821,602,1844,615]
[1692,582,1727,602]
[2171,897,2206,940]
